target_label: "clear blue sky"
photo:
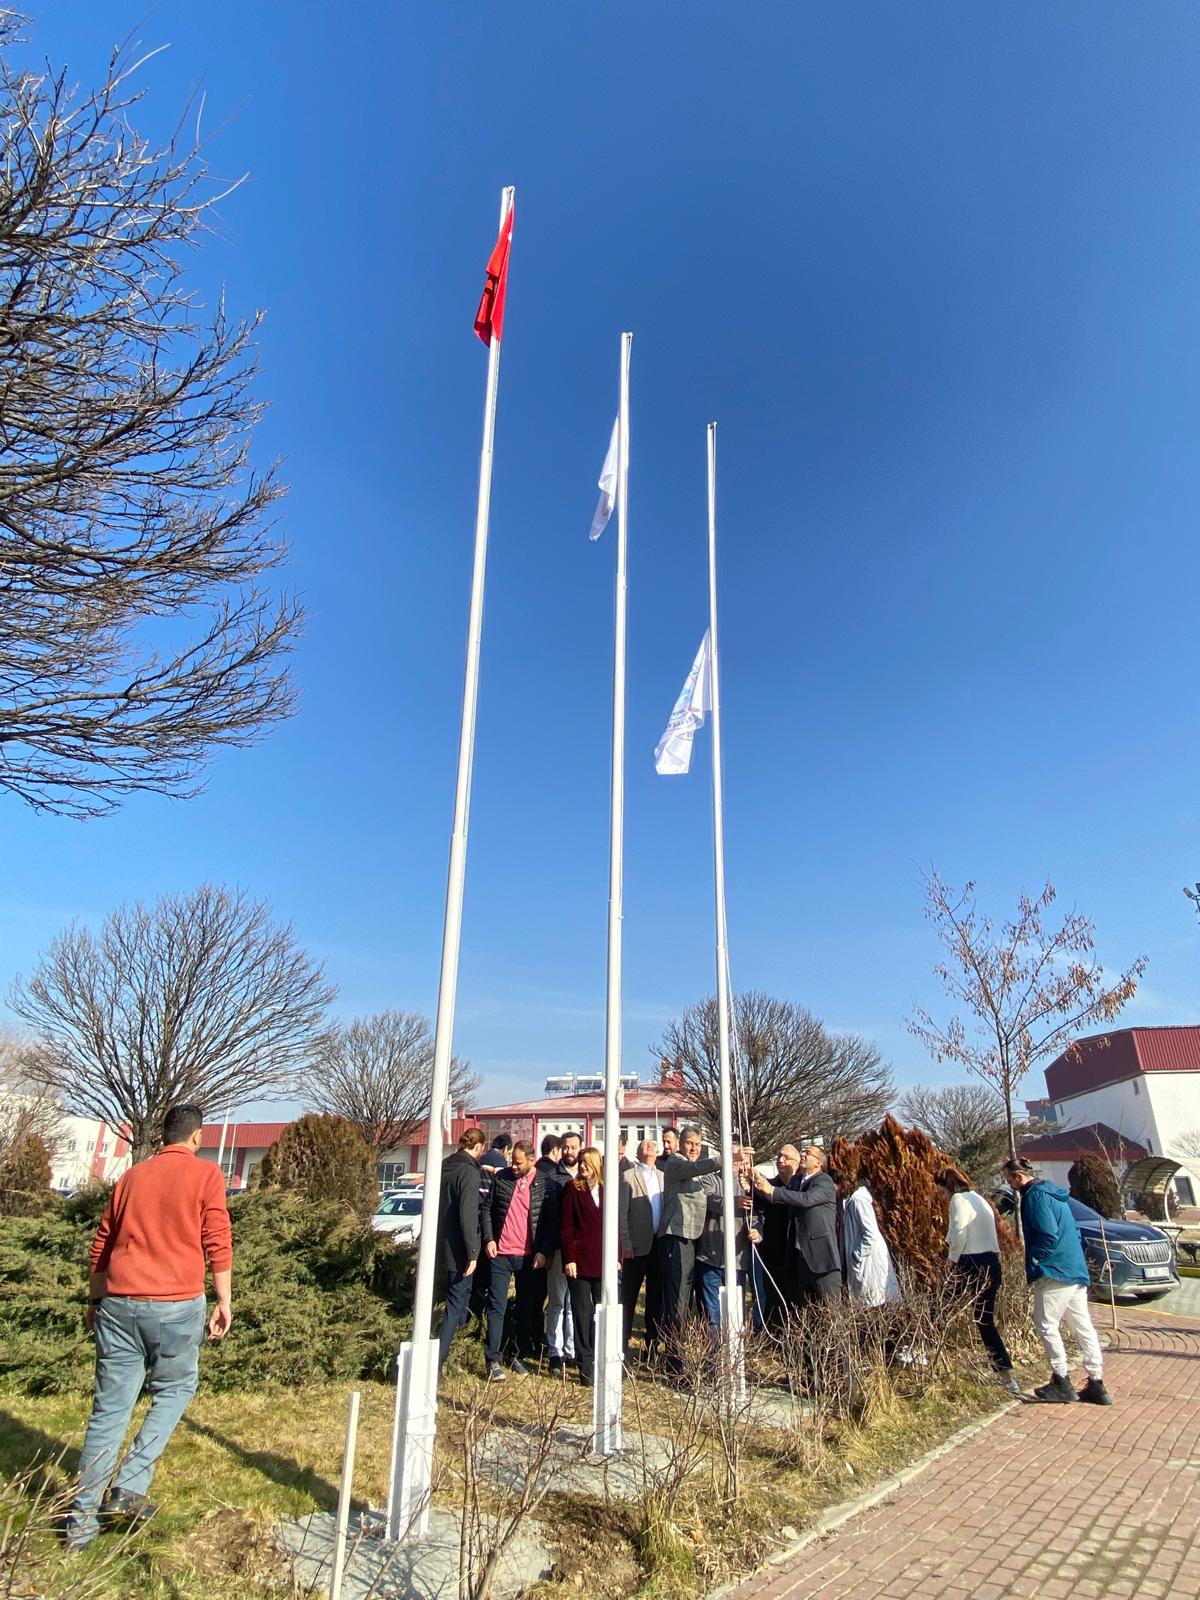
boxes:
[5,3,1199,1114]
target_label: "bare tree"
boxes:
[908,870,1146,1163]
[898,1081,1025,1186]
[0,1026,61,1163]
[657,991,893,1157]
[302,1010,480,1156]
[10,885,335,1160]
[0,16,298,818]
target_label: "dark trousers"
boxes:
[485,1253,545,1366]
[956,1252,1012,1371]
[568,1275,602,1381]
[621,1249,662,1355]
[437,1270,474,1370]
[658,1235,697,1352]
[468,1249,491,1323]
[795,1263,842,1306]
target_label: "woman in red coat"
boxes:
[560,1147,603,1386]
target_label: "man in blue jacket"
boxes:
[1002,1158,1111,1405]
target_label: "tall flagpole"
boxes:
[388,184,515,1541]
[707,422,744,1395]
[594,330,632,1457]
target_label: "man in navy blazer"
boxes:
[752,1143,841,1305]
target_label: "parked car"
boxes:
[1066,1197,1180,1301]
[371,1190,423,1243]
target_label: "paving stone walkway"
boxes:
[729,1311,1200,1600]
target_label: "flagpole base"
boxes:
[592,1302,623,1456]
[387,1336,438,1541]
[718,1285,747,1405]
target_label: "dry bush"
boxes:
[0,1458,138,1598]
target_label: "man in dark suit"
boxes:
[752,1143,840,1305]
[436,1127,487,1369]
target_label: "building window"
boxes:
[378,1162,407,1192]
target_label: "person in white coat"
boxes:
[841,1176,901,1307]
[934,1165,1020,1394]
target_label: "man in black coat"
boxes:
[436,1127,487,1369]
[481,1141,556,1379]
[752,1143,841,1306]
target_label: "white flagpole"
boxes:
[388,184,515,1541]
[594,330,632,1457]
[707,422,744,1396]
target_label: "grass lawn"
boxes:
[0,1335,1015,1599]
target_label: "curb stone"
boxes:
[704,1400,1017,1599]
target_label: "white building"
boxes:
[1018,1026,1200,1207]
[0,1083,131,1191]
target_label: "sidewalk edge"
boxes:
[705,1400,1017,1599]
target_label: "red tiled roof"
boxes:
[198,1122,289,1150]
[1045,1026,1200,1101]
[1016,1121,1148,1163]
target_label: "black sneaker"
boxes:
[485,1361,508,1383]
[100,1487,157,1524]
[1033,1373,1077,1404]
[509,1357,531,1377]
[996,1371,1022,1395]
[548,1356,565,1376]
[1078,1376,1113,1405]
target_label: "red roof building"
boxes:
[470,1086,702,1154]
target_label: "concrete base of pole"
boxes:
[718,1285,747,1404]
[386,1337,437,1542]
[592,1301,623,1456]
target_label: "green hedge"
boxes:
[0,1190,415,1396]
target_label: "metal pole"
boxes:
[388,185,515,1540]
[215,1108,230,1174]
[594,330,632,1457]
[329,1389,361,1600]
[707,423,744,1395]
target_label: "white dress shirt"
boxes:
[638,1161,663,1231]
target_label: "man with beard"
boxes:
[752,1143,841,1307]
[752,1144,801,1326]
[482,1141,553,1379]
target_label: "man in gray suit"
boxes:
[657,1126,721,1362]
[619,1138,663,1360]
[752,1143,840,1305]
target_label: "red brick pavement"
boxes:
[728,1314,1200,1600]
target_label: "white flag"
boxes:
[588,419,618,541]
[654,632,711,775]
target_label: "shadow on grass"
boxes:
[0,1409,81,1481]
[180,1418,338,1509]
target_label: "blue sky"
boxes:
[4,3,1200,1114]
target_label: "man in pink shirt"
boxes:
[480,1140,553,1381]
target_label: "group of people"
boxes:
[436,1124,1113,1406]
[55,1102,1114,1550]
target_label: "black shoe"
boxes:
[1078,1377,1112,1406]
[100,1487,157,1524]
[579,1371,594,1387]
[62,1521,95,1553]
[485,1361,508,1383]
[548,1356,565,1376]
[1033,1373,1077,1404]
[509,1357,531,1377]
[996,1371,1022,1395]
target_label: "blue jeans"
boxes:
[68,1295,206,1541]
[437,1270,473,1370]
[695,1260,747,1330]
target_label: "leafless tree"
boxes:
[0,16,298,818]
[898,1081,1029,1186]
[657,991,893,1157]
[0,1026,61,1162]
[10,885,335,1160]
[302,1010,480,1156]
[908,870,1146,1163]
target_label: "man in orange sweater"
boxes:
[65,1103,233,1551]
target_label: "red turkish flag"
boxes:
[473,203,514,346]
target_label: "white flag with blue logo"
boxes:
[588,419,618,541]
[654,631,711,775]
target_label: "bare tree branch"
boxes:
[907,869,1146,1162]
[657,991,893,1157]
[0,15,298,816]
[9,884,336,1160]
[301,1010,480,1155]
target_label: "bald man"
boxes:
[752,1143,841,1307]
[753,1145,800,1325]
